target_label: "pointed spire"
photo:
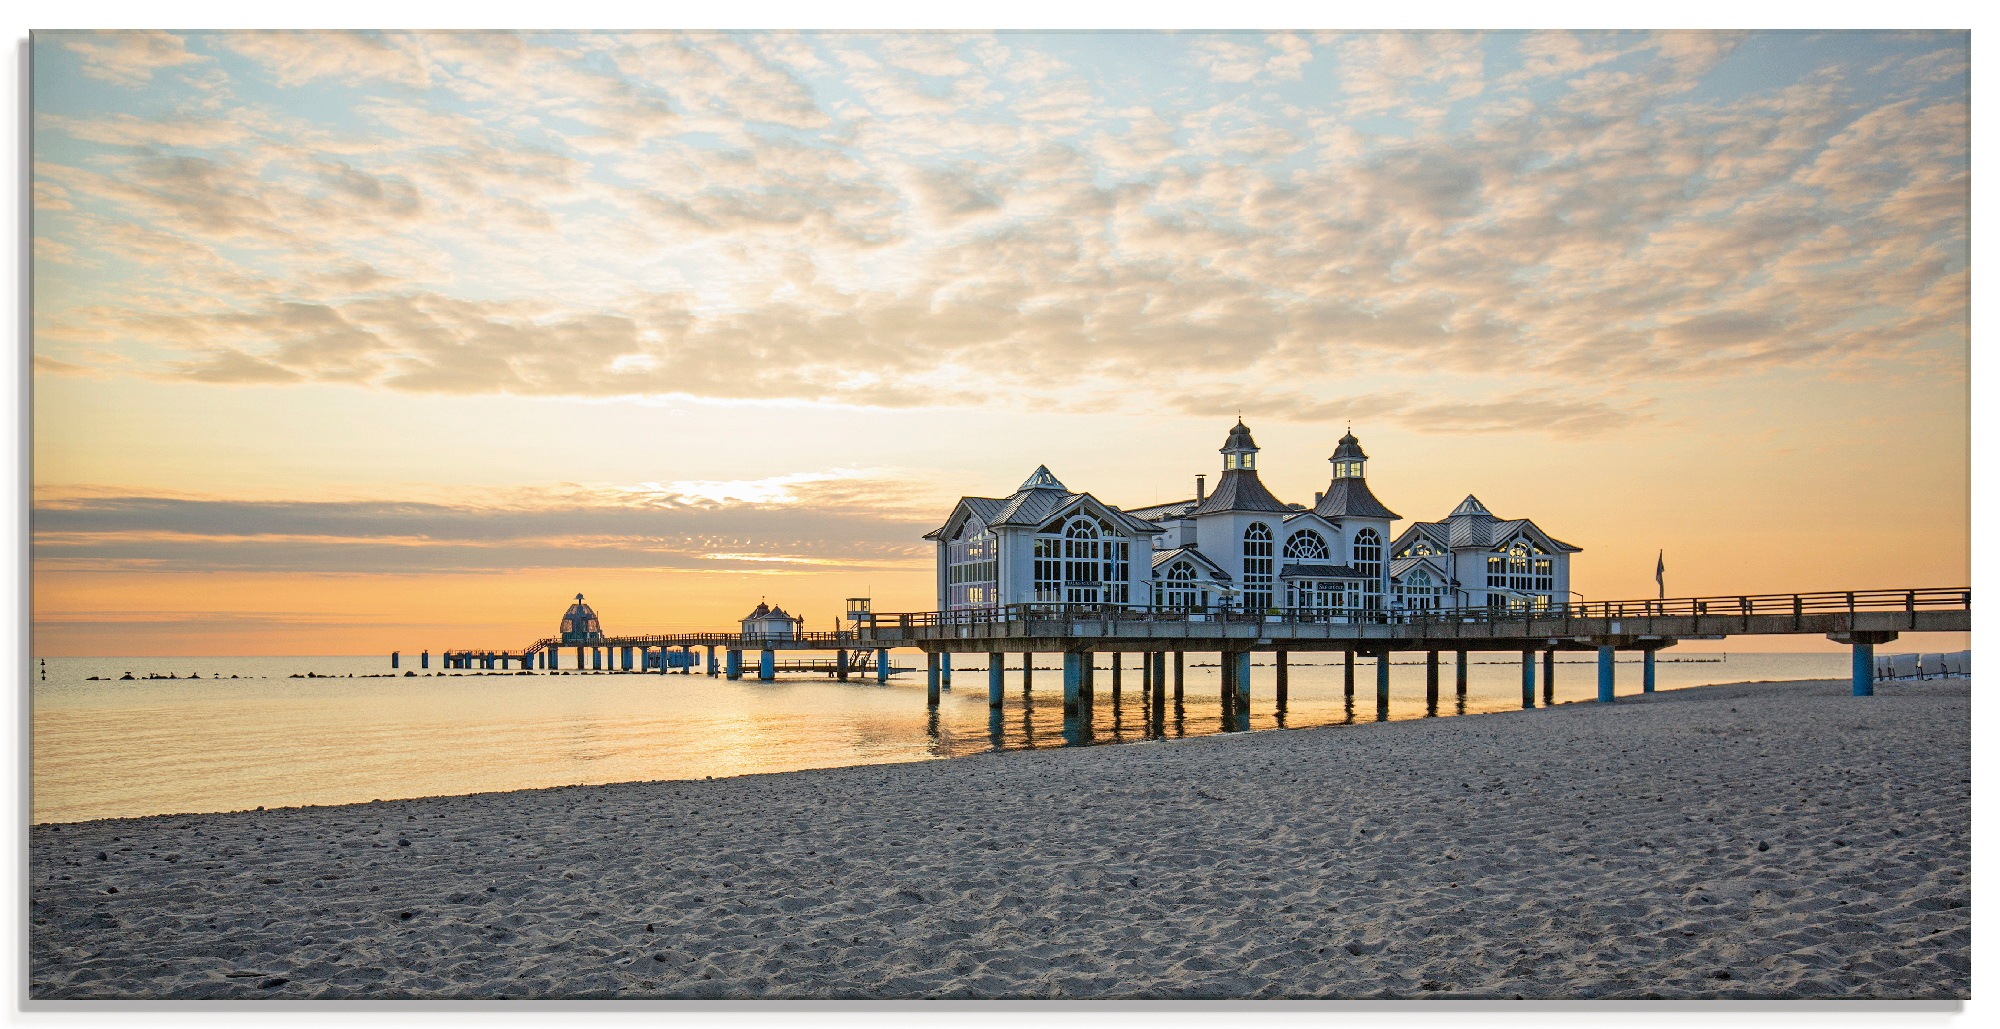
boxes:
[1449,494,1493,518]
[1018,465,1066,492]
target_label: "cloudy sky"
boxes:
[32,30,1968,655]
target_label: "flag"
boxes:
[1655,550,1665,600]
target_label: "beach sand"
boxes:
[30,676,1969,1000]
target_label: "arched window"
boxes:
[1163,561,1204,610]
[1062,517,1101,604]
[1243,522,1274,612]
[1353,528,1382,610]
[1283,529,1329,562]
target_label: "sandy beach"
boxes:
[30,675,1969,1000]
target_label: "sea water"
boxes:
[30,651,1853,824]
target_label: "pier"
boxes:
[429,588,1967,723]
[858,587,1971,714]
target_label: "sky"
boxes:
[30,29,1969,656]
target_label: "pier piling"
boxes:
[1521,649,1537,708]
[1597,645,1616,702]
[1375,650,1390,721]
[1172,651,1184,706]
[1232,651,1251,718]
[1275,651,1289,710]
[759,649,775,682]
[1022,652,1033,693]
[421,650,429,670]
[1543,649,1555,706]
[1425,650,1439,713]
[1851,642,1874,697]
[1344,650,1355,699]
[836,649,849,682]
[927,652,941,707]
[391,651,399,669]
[1063,651,1084,715]
[941,652,952,688]
[1643,648,1656,693]
[725,649,742,680]
[1111,652,1123,705]
[1455,649,1468,698]
[876,648,890,685]
[988,652,1004,708]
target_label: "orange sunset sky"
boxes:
[31,30,1969,656]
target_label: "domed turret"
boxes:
[1330,429,1367,479]
[559,593,606,643]
[1221,419,1259,471]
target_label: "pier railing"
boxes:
[855,587,1971,647]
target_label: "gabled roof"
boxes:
[1190,469,1292,516]
[1395,504,1582,554]
[924,486,1163,540]
[1152,545,1233,581]
[1314,476,1400,521]
[1391,553,1453,581]
[1278,562,1370,580]
[1330,431,1367,462]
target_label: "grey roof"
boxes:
[1222,419,1258,452]
[1126,498,1198,522]
[1190,469,1292,516]
[1330,430,1367,462]
[925,487,1163,540]
[1153,545,1232,581]
[1279,562,1370,579]
[1313,476,1400,520]
[1391,554,1452,580]
[1396,513,1581,553]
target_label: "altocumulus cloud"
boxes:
[33,30,1968,436]
[32,478,936,574]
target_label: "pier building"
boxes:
[927,421,1578,618]
[740,602,804,641]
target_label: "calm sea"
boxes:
[32,651,1851,824]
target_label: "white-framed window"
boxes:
[1485,538,1554,603]
[1162,561,1207,610]
[1399,568,1442,611]
[1243,522,1274,612]
[1353,528,1383,609]
[945,517,999,609]
[1283,529,1330,562]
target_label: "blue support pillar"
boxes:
[1852,642,1875,697]
[1643,649,1656,693]
[421,650,430,670]
[836,649,849,682]
[621,647,634,672]
[941,652,952,689]
[1597,645,1616,703]
[1063,651,1084,715]
[725,649,742,680]
[707,645,718,677]
[1376,651,1391,720]
[1232,651,1251,712]
[1521,649,1536,708]
[391,651,400,669]
[876,648,890,684]
[926,652,941,707]
[988,652,1004,708]
[759,649,775,681]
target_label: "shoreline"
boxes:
[30,676,1970,999]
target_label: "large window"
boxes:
[945,518,999,609]
[1283,529,1329,562]
[1399,568,1442,611]
[1485,538,1555,608]
[1033,537,1062,602]
[1034,514,1132,606]
[1162,561,1207,610]
[1243,522,1274,612]
[1352,528,1383,609]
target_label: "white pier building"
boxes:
[927,421,1579,618]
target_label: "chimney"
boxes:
[1195,474,1206,502]
[1314,491,1324,506]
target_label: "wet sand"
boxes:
[30,676,1969,999]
